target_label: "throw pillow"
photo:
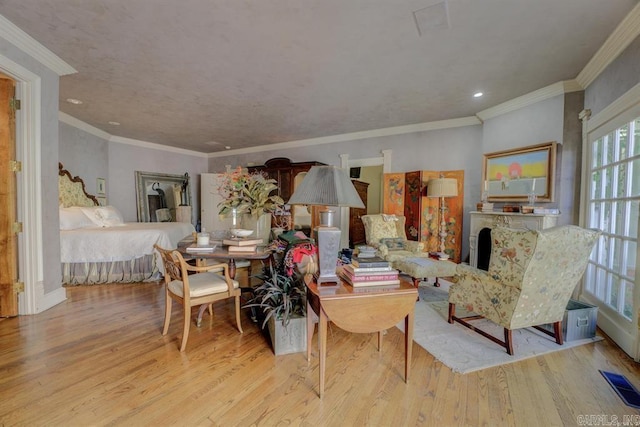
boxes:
[380,237,405,251]
[59,207,96,230]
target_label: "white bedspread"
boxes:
[60,222,194,263]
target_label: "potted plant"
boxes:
[217,166,284,242]
[246,248,315,355]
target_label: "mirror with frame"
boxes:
[135,171,191,222]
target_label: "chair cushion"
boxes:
[168,272,239,298]
[380,237,405,251]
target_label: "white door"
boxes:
[200,173,233,233]
[582,115,640,359]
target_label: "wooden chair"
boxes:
[154,244,243,352]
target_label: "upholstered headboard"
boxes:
[58,163,99,207]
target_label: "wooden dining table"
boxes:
[177,236,272,325]
[305,273,418,398]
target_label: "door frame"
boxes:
[339,150,391,248]
[579,82,640,360]
[0,53,45,315]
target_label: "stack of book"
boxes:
[355,245,377,258]
[342,256,400,287]
[185,244,216,253]
[476,202,494,212]
[222,237,263,253]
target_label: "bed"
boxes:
[59,163,195,284]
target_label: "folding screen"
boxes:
[383,170,464,263]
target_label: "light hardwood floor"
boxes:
[1,282,639,426]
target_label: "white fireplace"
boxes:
[469,211,559,268]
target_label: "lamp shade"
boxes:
[426,178,458,198]
[288,166,365,208]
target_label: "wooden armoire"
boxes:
[348,180,369,247]
[248,158,325,231]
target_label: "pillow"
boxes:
[379,237,405,251]
[59,207,96,230]
[96,205,125,227]
[80,206,125,227]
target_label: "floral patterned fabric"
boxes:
[449,225,601,329]
[361,214,428,267]
[58,175,97,208]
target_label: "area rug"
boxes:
[396,280,603,374]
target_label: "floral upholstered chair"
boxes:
[448,225,600,355]
[361,214,430,267]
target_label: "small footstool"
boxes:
[394,257,457,288]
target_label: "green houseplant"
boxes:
[217,166,284,242]
[247,264,306,329]
[217,166,284,216]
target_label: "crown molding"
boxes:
[209,116,481,158]
[576,2,640,89]
[0,15,76,76]
[476,80,583,121]
[109,135,208,158]
[59,112,112,140]
[61,112,207,157]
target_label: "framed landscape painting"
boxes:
[482,141,556,202]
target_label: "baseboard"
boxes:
[37,286,67,313]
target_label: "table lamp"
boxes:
[288,166,365,284]
[426,176,458,260]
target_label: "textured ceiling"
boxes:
[0,0,637,153]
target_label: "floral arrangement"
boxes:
[217,166,285,216]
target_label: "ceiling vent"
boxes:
[413,1,450,36]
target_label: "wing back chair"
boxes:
[361,214,429,267]
[448,225,600,355]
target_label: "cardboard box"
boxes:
[542,299,598,341]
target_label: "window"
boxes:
[585,117,640,320]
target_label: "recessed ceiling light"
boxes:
[473,92,483,98]
[66,98,83,105]
[108,121,120,126]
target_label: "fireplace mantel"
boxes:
[469,211,559,267]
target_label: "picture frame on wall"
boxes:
[482,141,556,202]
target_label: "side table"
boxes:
[305,274,417,398]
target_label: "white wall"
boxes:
[107,142,208,223]
[59,122,109,196]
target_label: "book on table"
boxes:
[223,238,263,246]
[340,273,400,287]
[227,244,258,253]
[342,264,395,276]
[350,256,390,268]
[185,244,216,252]
[342,270,399,282]
[351,284,401,292]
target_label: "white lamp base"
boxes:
[314,226,341,284]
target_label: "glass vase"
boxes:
[241,212,271,243]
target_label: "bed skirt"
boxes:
[62,254,161,285]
